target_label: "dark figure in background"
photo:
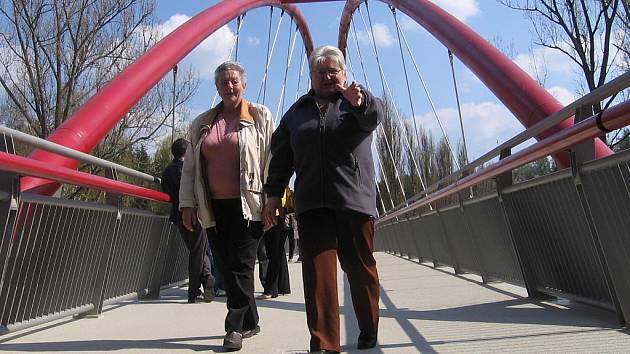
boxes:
[161,138,215,304]
[286,213,296,261]
[257,229,290,299]
[256,239,269,289]
[263,45,383,354]
[258,187,292,299]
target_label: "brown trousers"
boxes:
[297,208,380,352]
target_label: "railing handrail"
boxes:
[382,71,630,217]
[0,151,170,202]
[0,125,160,184]
[377,98,630,225]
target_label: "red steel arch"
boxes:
[337,0,613,167]
[22,0,314,195]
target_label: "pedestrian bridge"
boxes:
[1,0,630,352]
[2,253,630,353]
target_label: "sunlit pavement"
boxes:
[2,252,630,353]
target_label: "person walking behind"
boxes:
[161,138,214,304]
[262,45,383,354]
[179,61,274,352]
[257,187,293,299]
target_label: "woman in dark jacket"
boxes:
[262,45,384,354]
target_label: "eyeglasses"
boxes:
[312,68,343,77]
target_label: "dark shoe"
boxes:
[309,350,339,354]
[223,331,242,351]
[241,325,260,338]
[187,291,201,303]
[203,277,215,302]
[357,332,377,349]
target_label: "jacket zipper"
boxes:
[318,103,327,207]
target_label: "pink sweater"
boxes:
[201,113,240,199]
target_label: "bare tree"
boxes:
[377,94,405,209]
[0,0,198,164]
[406,120,437,193]
[498,0,628,146]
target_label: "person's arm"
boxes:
[264,116,294,198]
[338,83,383,132]
[260,104,275,199]
[262,113,294,229]
[352,87,383,132]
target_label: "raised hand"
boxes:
[336,81,364,108]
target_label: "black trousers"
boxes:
[257,239,269,288]
[176,222,212,298]
[262,224,291,296]
[207,198,263,333]
[287,228,296,259]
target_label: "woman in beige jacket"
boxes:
[179,61,273,352]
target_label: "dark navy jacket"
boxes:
[263,88,383,217]
[161,159,183,223]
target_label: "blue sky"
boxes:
[154,0,585,161]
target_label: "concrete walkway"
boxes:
[1,252,630,353]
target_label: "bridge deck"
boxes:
[1,252,629,353]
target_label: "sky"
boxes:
[153,0,587,163]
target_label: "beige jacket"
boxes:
[179,99,274,228]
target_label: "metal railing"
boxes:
[381,71,630,217]
[0,125,160,184]
[0,138,187,335]
[375,72,630,326]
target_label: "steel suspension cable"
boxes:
[235,15,243,61]
[257,8,285,105]
[212,14,246,107]
[294,47,306,102]
[395,16,461,169]
[359,3,427,191]
[349,18,406,204]
[390,5,431,190]
[275,20,299,124]
[449,49,469,164]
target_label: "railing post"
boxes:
[0,134,20,333]
[495,148,542,298]
[458,169,489,283]
[569,105,625,325]
[434,179,461,274]
[78,167,122,317]
[139,219,174,300]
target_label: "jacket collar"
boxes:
[298,89,355,115]
[202,98,255,127]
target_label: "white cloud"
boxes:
[156,14,235,79]
[430,0,481,23]
[398,0,480,32]
[247,36,260,46]
[547,86,576,106]
[412,101,523,160]
[356,23,395,48]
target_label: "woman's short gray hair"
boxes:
[308,45,346,72]
[214,61,247,84]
